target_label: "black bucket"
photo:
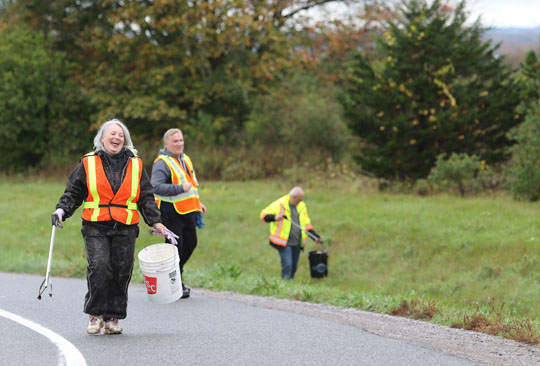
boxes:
[308,250,328,278]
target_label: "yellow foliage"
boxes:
[399,84,413,97]
[434,78,456,107]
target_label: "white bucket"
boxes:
[138,243,182,304]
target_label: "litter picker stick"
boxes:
[283,216,322,243]
[38,217,57,300]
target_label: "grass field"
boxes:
[2,179,540,343]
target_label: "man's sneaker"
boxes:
[104,318,122,334]
[181,284,190,299]
[86,315,103,335]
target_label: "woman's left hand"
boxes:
[201,203,207,215]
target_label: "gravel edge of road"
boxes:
[195,288,540,366]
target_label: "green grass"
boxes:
[2,179,540,342]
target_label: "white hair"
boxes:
[93,119,138,155]
[163,128,183,147]
[289,186,304,198]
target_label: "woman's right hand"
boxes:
[152,223,167,237]
[51,208,64,228]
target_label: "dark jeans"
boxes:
[81,223,138,319]
[159,201,198,273]
[278,244,302,280]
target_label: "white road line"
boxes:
[0,308,87,366]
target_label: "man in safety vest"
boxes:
[151,128,207,299]
[260,187,321,280]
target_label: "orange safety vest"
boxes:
[153,154,201,214]
[82,153,142,225]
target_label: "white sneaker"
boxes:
[86,315,103,335]
[104,318,122,334]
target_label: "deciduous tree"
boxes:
[0,26,93,171]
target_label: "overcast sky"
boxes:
[308,1,540,29]
[468,0,540,28]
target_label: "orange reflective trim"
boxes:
[272,204,286,237]
[269,235,287,246]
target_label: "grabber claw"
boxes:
[37,277,53,300]
[37,223,56,300]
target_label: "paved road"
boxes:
[0,272,477,366]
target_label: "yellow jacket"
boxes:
[260,194,313,247]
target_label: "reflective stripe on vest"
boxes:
[153,154,201,214]
[82,154,141,224]
[269,203,287,246]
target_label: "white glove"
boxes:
[165,229,180,245]
[52,208,64,228]
[152,228,179,245]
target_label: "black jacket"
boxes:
[56,149,162,227]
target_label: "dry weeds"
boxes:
[451,313,540,345]
[389,299,437,321]
[391,299,540,346]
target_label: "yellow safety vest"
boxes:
[260,194,313,247]
[153,154,201,214]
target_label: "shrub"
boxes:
[427,153,481,196]
[413,179,431,196]
[506,101,540,201]
[246,73,350,162]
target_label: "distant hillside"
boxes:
[484,27,540,66]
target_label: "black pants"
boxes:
[160,201,198,273]
[81,223,138,319]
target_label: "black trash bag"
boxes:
[308,250,328,278]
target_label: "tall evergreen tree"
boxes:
[342,0,522,180]
[506,47,540,201]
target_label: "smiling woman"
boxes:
[100,124,125,155]
[93,119,136,156]
[51,118,170,336]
